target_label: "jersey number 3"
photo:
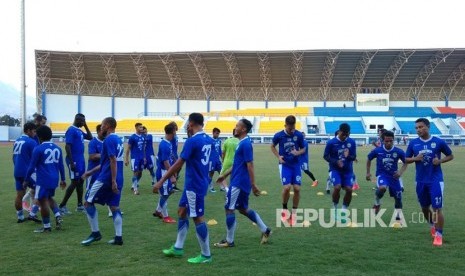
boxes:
[201,144,211,165]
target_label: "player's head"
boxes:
[235,118,252,138]
[134,122,143,134]
[301,131,306,138]
[164,123,175,140]
[34,115,47,126]
[187,113,204,137]
[36,125,52,143]
[382,130,395,150]
[23,122,36,138]
[96,124,104,140]
[212,127,221,138]
[101,117,117,138]
[284,115,296,134]
[74,113,86,128]
[378,128,387,140]
[169,121,179,131]
[415,118,430,138]
[142,126,148,135]
[338,123,350,141]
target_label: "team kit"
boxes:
[12,113,453,264]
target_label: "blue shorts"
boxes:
[300,162,309,171]
[416,181,444,209]
[66,158,85,180]
[85,180,123,207]
[209,160,222,173]
[225,186,249,210]
[279,164,302,185]
[34,186,55,200]
[377,175,403,199]
[86,172,100,191]
[144,155,155,170]
[131,158,144,172]
[156,169,173,196]
[15,176,36,191]
[179,190,205,217]
[329,170,354,188]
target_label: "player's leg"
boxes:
[33,187,51,233]
[81,181,104,245]
[416,182,435,237]
[14,177,26,223]
[59,160,78,214]
[160,179,175,223]
[215,186,239,247]
[48,197,63,229]
[330,171,342,209]
[373,176,387,214]
[163,193,189,257]
[189,192,211,263]
[208,169,216,193]
[431,181,444,246]
[108,205,123,245]
[74,160,86,212]
[238,190,271,244]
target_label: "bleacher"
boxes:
[396,120,441,135]
[204,118,237,133]
[324,121,365,135]
[50,119,184,133]
[259,118,301,134]
[437,107,465,117]
[314,107,435,117]
[215,107,311,117]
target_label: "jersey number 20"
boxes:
[44,148,60,164]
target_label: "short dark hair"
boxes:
[34,115,44,123]
[415,118,430,128]
[212,127,221,133]
[285,115,296,125]
[239,119,253,133]
[165,123,175,135]
[36,125,52,141]
[383,130,394,139]
[135,122,142,128]
[75,113,85,119]
[339,123,351,134]
[142,126,147,131]
[96,124,101,133]
[103,117,117,129]
[168,121,178,131]
[188,113,204,126]
[23,122,36,133]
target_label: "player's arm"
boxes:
[110,155,119,193]
[124,143,131,166]
[23,149,39,188]
[82,165,101,179]
[433,153,454,165]
[153,158,185,193]
[82,120,93,140]
[323,143,338,165]
[247,161,260,196]
[217,166,233,183]
[345,141,357,161]
[394,161,408,179]
[89,143,101,161]
[270,143,285,163]
[58,149,67,189]
[366,157,373,181]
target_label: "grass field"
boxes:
[1,142,464,275]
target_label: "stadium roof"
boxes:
[36,49,465,103]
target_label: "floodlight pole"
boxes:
[20,0,26,125]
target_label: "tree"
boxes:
[0,114,21,126]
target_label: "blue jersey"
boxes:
[324,136,357,172]
[367,146,406,177]
[97,133,124,185]
[180,131,212,196]
[212,138,222,162]
[230,136,254,193]
[157,139,172,173]
[13,135,38,177]
[170,135,179,163]
[144,134,155,157]
[87,137,103,172]
[406,136,452,183]
[272,130,305,166]
[26,142,65,189]
[300,139,309,164]
[128,133,145,159]
[65,125,86,161]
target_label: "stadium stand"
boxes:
[324,120,365,135]
[437,107,465,117]
[314,107,436,117]
[216,107,311,117]
[396,120,441,135]
[259,118,301,134]
[204,117,238,133]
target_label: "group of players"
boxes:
[12,112,454,265]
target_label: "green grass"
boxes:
[1,143,465,275]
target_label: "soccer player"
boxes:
[270,115,305,225]
[324,123,357,217]
[300,131,319,187]
[142,126,157,186]
[81,117,125,246]
[152,124,177,223]
[24,125,66,233]
[32,114,47,144]
[153,113,212,264]
[372,128,387,148]
[366,131,408,224]
[208,127,222,193]
[219,129,239,191]
[86,124,104,191]
[214,119,272,247]
[12,122,41,223]
[59,113,93,214]
[124,122,145,195]
[169,121,181,192]
[405,118,453,246]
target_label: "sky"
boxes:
[1,0,464,116]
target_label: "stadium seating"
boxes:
[50,119,184,133]
[259,118,301,134]
[216,107,311,117]
[324,120,365,135]
[204,118,237,133]
[314,107,435,117]
[396,120,441,135]
[437,107,465,117]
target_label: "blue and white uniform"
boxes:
[272,130,305,185]
[209,138,222,173]
[324,136,357,187]
[87,137,103,189]
[86,133,124,206]
[300,139,310,171]
[406,136,452,209]
[144,133,155,170]
[127,133,145,172]
[170,135,179,164]
[226,136,254,210]
[156,139,173,195]
[367,145,406,198]
[13,135,38,190]
[26,142,65,200]
[65,125,86,179]
[178,131,213,217]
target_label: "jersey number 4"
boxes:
[201,144,212,165]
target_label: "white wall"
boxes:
[417,101,444,107]
[148,99,177,113]
[326,101,354,107]
[181,100,207,113]
[46,94,78,123]
[81,96,112,121]
[0,126,8,141]
[115,97,144,119]
[362,117,395,133]
[210,100,237,112]
[268,101,294,108]
[390,101,413,107]
[448,101,465,108]
[240,101,266,109]
[298,101,324,107]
